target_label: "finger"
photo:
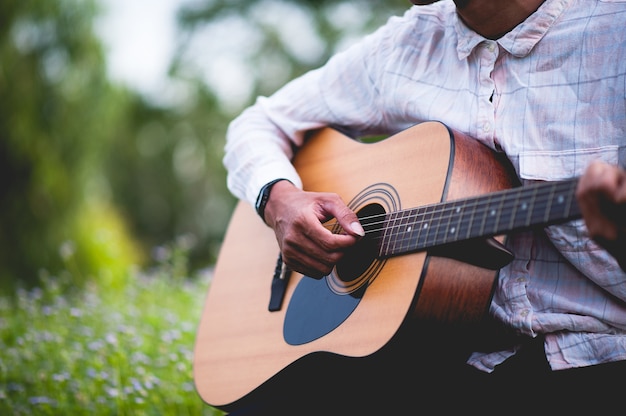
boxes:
[317,195,364,237]
[282,243,338,278]
[577,162,626,242]
[281,227,344,278]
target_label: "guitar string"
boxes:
[319,180,578,250]
[380,182,577,241]
[321,180,576,232]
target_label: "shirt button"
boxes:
[482,122,491,132]
[486,42,496,52]
[520,309,530,317]
[516,277,527,283]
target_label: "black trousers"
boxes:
[227,335,624,415]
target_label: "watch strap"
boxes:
[255,179,289,223]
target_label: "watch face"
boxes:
[256,182,270,209]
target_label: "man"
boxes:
[223,0,626,413]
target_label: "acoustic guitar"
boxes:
[193,121,581,411]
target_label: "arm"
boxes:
[223,9,419,277]
[223,87,366,278]
[224,83,369,278]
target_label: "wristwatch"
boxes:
[255,179,289,223]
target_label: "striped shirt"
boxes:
[224,0,626,371]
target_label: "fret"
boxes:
[531,185,551,226]
[545,180,580,223]
[486,194,506,234]
[379,211,393,256]
[465,194,478,240]
[424,206,438,248]
[420,205,436,249]
[439,203,449,245]
[409,207,424,253]
[521,185,538,229]
[435,205,449,246]
[438,202,454,245]
[564,180,580,218]
[448,201,467,244]
[541,186,556,223]
[509,187,531,230]
[497,187,517,232]
[476,194,491,240]
[388,210,402,255]
[397,209,413,254]
[543,183,557,223]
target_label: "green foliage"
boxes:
[0,264,223,415]
[0,0,142,287]
[66,197,145,292]
[0,0,415,290]
[174,0,412,104]
[0,1,422,413]
[103,85,236,272]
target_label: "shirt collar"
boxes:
[455,0,573,60]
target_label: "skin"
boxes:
[264,0,626,277]
[576,161,626,270]
[411,0,545,40]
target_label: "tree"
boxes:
[0,0,141,288]
[102,83,235,270]
[0,0,415,288]
[173,0,411,106]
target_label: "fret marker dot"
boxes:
[423,223,428,229]
[521,203,527,210]
[455,207,461,213]
[490,209,496,216]
[407,226,412,232]
[557,195,564,204]
[450,227,456,234]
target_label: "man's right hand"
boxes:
[263,180,365,279]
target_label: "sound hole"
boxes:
[335,203,385,283]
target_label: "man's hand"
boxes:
[263,180,365,279]
[576,161,626,270]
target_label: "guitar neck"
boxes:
[380,178,581,257]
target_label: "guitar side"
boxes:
[193,121,517,411]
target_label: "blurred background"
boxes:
[1,0,415,414]
[1,0,411,290]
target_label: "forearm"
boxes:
[223,101,304,205]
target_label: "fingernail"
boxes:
[351,221,365,236]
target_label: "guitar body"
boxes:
[193,121,520,411]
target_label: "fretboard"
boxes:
[379,178,581,258]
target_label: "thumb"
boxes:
[333,206,365,237]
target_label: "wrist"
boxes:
[255,179,291,223]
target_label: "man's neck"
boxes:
[454,0,545,39]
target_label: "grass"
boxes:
[0,248,225,415]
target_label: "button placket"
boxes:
[477,41,498,143]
